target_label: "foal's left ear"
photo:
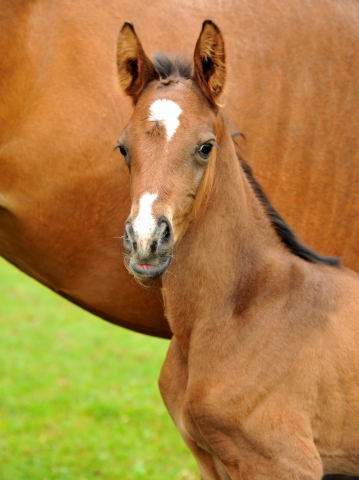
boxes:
[193,20,226,105]
[117,22,158,103]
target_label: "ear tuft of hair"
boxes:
[193,20,226,106]
[117,22,158,103]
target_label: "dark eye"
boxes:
[116,144,130,168]
[119,145,128,157]
[197,142,213,160]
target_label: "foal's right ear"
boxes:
[117,23,158,103]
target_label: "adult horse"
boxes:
[0,0,358,337]
[117,20,359,479]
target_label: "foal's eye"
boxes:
[119,145,128,157]
[116,144,131,168]
[197,142,213,161]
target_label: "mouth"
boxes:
[129,256,171,279]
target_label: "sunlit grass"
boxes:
[0,258,196,479]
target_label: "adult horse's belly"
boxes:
[0,0,358,337]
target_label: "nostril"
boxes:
[162,223,171,242]
[123,230,131,250]
[124,221,135,252]
[150,240,158,253]
[158,218,172,245]
[133,241,138,251]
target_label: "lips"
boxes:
[136,264,154,270]
[130,257,171,279]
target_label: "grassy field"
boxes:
[0,259,196,479]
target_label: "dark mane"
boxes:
[153,53,192,80]
[237,153,340,266]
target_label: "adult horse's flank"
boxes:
[117,21,359,479]
[1,0,359,338]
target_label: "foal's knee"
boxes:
[237,454,323,480]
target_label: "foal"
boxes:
[116,21,359,479]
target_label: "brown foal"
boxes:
[116,21,359,479]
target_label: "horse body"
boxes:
[1,0,359,337]
[161,268,359,478]
[118,21,359,479]
[159,132,359,478]
[0,0,169,336]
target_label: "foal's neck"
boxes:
[162,127,294,351]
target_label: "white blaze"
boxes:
[148,99,182,141]
[133,192,158,244]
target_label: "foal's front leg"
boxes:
[187,390,334,480]
[184,427,323,480]
[185,392,323,480]
[159,340,226,479]
[160,340,323,480]
[182,435,230,480]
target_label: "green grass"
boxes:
[0,258,196,479]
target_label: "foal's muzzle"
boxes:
[124,216,173,279]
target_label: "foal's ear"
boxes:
[117,22,158,103]
[193,20,226,105]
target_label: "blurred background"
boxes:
[0,259,196,479]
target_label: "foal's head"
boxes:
[116,21,226,280]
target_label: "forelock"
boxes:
[153,53,192,80]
